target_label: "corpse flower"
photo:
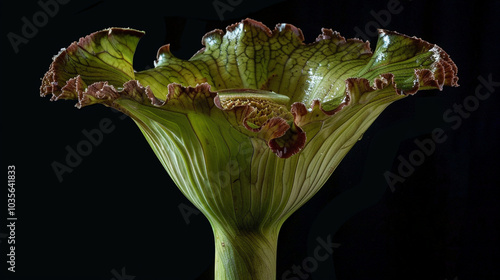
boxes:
[40,18,458,279]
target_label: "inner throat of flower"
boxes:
[214,89,294,130]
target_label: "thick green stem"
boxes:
[213,226,279,280]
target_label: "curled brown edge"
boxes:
[40,18,458,159]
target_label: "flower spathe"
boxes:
[40,18,458,279]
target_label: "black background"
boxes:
[2,0,499,279]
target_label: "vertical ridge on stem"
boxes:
[213,226,279,280]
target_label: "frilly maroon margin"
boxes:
[40,18,458,159]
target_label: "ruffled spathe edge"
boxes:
[40,19,459,159]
